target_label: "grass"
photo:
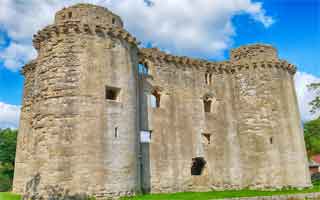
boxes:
[0,193,21,200]
[1,187,319,200]
[121,186,320,200]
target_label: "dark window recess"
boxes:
[112,18,116,24]
[152,90,161,108]
[270,137,273,144]
[205,72,212,85]
[204,99,212,113]
[106,86,120,101]
[205,72,208,84]
[115,127,118,138]
[202,133,211,144]
[191,157,206,176]
[68,12,72,18]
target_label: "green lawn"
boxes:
[121,187,320,200]
[1,187,320,200]
[0,193,21,200]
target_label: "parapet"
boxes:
[230,44,278,63]
[55,3,123,27]
[140,47,296,75]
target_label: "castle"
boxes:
[13,3,311,199]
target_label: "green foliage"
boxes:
[0,129,18,192]
[304,118,320,158]
[308,82,320,114]
[0,172,12,192]
[312,173,320,186]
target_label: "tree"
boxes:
[304,118,320,159]
[308,82,320,113]
[0,128,18,191]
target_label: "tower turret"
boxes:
[230,44,278,63]
[230,44,310,188]
[13,3,141,199]
[54,3,123,27]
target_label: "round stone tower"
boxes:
[13,4,141,199]
[231,44,311,188]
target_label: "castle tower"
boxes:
[230,44,311,188]
[13,4,141,198]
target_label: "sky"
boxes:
[0,0,319,128]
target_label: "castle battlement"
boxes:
[14,3,310,200]
[33,21,140,50]
[139,47,296,74]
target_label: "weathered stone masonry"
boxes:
[13,3,311,199]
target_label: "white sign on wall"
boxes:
[140,130,151,143]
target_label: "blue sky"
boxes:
[0,0,319,128]
[231,0,320,77]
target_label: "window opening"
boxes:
[68,12,72,18]
[204,98,212,113]
[191,157,206,176]
[205,72,208,85]
[202,133,211,144]
[112,18,116,24]
[115,127,118,138]
[138,63,149,75]
[270,137,273,144]
[151,90,161,108]
[105,86,120,101]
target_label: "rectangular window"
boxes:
[105,86,121,101]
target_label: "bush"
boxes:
[311,173,320,186]
[0,129,18,192]
[0,171,12,192]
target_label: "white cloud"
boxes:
[0,42,36,71]
[0,0,274,70]
[0,102,20,129]
[294,71,320,122]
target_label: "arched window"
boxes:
[150,90,161,108]
[191,157,206,176]
[204,98,212,113]
[139,63,149,75]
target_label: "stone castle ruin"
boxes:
[13,3,311,199]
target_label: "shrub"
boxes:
[0,171,12,192]
[311,173,320,186]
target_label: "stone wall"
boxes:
[139,46,311,193]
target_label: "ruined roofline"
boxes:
[21,60,37,75]
[32,21,140,50]
[139,47,296,75]
[55,3,123,27]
